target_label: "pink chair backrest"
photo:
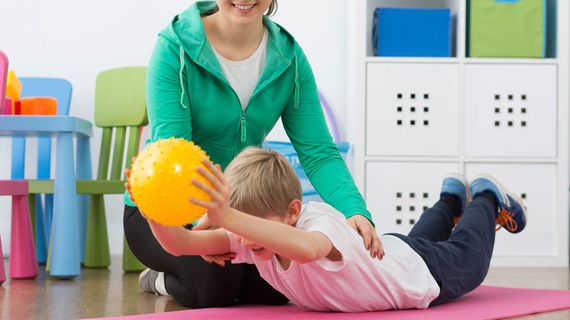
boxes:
[0,51,8,113]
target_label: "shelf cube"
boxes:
[465,163,556,257]
[469,0,546,58]
[373,8,452,57]
[464,64,556,158]
[366,162,460,235]
[366,63,460,157]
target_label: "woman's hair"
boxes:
[211,0,279,16]
[224,147,301,217]
[265,0,278,16]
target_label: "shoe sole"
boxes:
[139,268,150,283]
[444,173,472,203]
[139,268,157,294]
[473,174,528,223]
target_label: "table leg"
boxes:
[76,136,92,263]
[48,132,80,278]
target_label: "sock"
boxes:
[475,191,498,217]
[440,193,463,215]
[155,272,171,296]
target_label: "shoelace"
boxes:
[496,207,518,232]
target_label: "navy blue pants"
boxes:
[389,194,497,306]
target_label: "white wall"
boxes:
[0,0,348,255]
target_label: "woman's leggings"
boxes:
[123,205,289,308]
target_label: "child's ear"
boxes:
[286,199,303,225]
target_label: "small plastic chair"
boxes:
[79,67,148,271]
[18,78,73,265]
[0,50,39,280]
[27,68,148,272]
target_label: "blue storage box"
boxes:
[373,8,452,57]
[264,141,350,203]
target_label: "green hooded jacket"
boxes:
[124,1,372,222]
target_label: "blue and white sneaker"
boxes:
[470,174,527,233]
[440,174,471,225]
[440,173,471,215]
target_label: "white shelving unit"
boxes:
[347,0,569,267]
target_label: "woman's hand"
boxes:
[347,215,384,259]
[124,168,135,203]
[189,160,231,227]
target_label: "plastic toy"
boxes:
[129,138,213,226]
[6,71,21,114]
[19,97,58,115]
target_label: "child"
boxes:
[146,148,527,312]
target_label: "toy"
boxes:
[129,138,213,226]
[6,71,21,114]
[19,97,57,115]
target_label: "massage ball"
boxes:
[129,138,213,226]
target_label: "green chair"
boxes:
[81,66,148,271]
[30,67,148,272]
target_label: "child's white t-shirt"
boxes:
[228,202,440,312]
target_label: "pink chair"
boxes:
[0,50,38,281]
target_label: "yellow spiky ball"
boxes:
[129,138,212,226]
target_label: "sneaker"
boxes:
[139,268,169,296]
[440,173,471,222]
[470,174,527,233]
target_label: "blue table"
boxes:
[0,115,93,278]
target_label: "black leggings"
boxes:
[123,205,288,308]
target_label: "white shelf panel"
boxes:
[366,57,558,65]
[465,58,558,65]
[362,156,558,164]
[366,57,459,64]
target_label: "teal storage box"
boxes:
[469,0,546,57]
[373,8,452,57]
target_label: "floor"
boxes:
[0,258,569,320]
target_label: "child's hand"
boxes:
[189,159,231,226]
[200,252,237,267]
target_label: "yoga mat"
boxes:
[90,286,570,320]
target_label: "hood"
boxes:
[160,1,296,63]
[157,1,301,111]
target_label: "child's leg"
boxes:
[408,174,469,242]
[427,192,497,306]
[429,175,527,305]
[407,194,459,242]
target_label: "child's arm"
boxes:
[191,161,340,264]
[147,219,231,258]
[222,207,336,263]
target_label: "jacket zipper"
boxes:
[240,115,247,143]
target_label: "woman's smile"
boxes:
[232,2,257,13]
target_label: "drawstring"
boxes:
[293,53,299,109]
[179,46,188,109]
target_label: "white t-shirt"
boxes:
[228,202,440,312]
[212,28,268,110]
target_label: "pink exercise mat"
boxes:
[90,285,570,320]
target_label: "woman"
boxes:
[124,0,383,308]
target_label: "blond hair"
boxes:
[225,147,301,217]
